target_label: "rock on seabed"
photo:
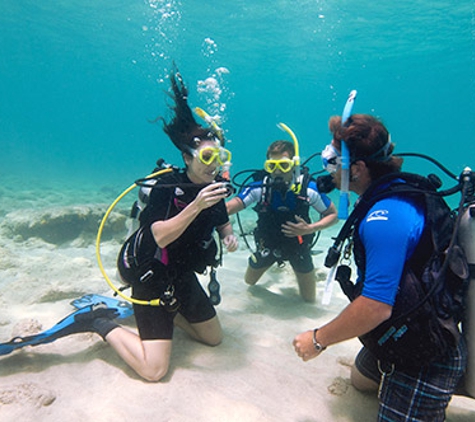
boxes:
[0,205,127,245]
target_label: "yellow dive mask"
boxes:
[195,146,232,166]
[264,158,295,173]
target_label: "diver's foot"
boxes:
[70,294,133,319]
[73,303,120,339]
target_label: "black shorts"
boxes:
[132,271,216,340]
[354,346,382,384]
[248,247,314,273]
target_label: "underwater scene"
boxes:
[0,1,475,421]
[1,1,474,190]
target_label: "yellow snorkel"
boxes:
[194,106,232,181]
[277,122,301,194]
[194,107,225,144]
[95,168,173,306]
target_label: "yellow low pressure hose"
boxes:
[95,168,173,306]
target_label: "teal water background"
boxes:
[1,0,474,198]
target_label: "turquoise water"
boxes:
[1,0,474,195]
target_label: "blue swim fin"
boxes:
[0,302,119,356]
[70,294,133,319]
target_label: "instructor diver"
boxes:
[293,113,467,421]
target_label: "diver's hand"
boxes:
[293,330,321,362]
[194,183,229,211]
[222,234,238,252]
[281,215,312,237]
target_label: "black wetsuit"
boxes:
[118,171,229,340]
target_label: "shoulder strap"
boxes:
[296,167,311,200]
[259,175,271,205]
[324,172,440,268]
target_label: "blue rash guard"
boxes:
[358,196,425,306]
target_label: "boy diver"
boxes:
[227,137,337,302]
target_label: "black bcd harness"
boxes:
[117,164,225,307]
[254,172,313,241]
[233,166,322,255]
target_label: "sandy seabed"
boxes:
[0,182,474,422]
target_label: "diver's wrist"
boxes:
[312,328,327,353]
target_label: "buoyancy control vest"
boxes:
[252,172,315,255]
[326,172,470,369]
[118,169,222,288]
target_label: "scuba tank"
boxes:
[458,201,475,397]
[126,183,152,238]
[125,158,175,238]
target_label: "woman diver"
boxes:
[0,68,238,380]
[103,69,238,381]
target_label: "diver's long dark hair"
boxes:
[161,68,213,155]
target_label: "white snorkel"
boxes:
[338,89,357,219]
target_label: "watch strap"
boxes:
[312,328,326,352]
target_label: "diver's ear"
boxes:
[350,160,366,180]
[183,152,193,167]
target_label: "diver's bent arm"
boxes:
[226,197,244,215]
[217,221,234,238]
[152,184,228,248]
[318,296,392,345]
[281,203,338,237]
[151,201,201,248]
[310,203,338,232]
[217,221,238,252]
[293,296,392,361]
[287,203,338,235]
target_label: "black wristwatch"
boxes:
[312,328,326,353]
